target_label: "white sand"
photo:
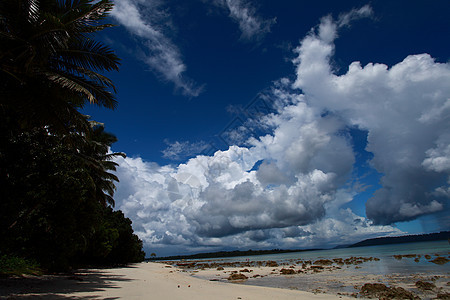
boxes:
[79,262,352,299]
[1,262,351,299]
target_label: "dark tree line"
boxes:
[0,0,144,271]
[149,248,322,261]
[349,231,450,248]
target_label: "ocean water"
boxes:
[207,240,450,275]
[187,240,449,294]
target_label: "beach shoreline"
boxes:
[1,251,449,299]
[163,253,449,299]
[0,262,352,299]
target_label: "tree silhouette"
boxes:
[0,123,144,270]
[0,1,144,271]
[0,0,119,134]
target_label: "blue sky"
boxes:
[83,0,450,256]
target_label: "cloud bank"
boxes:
[111,0,203,97]
[292,7,450,225]
[113,6,449,255]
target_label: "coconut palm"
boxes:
[0,0,120,134]
[0,1,143,271]
[80,121,125,207]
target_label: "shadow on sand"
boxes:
[0,265,138,299]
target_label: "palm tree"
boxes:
[80,121,125,207]
[0,1,136,270]
[4,120,123,232]
[0,0,120,134]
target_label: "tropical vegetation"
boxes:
[0,0,145,273]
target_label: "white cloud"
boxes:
[114,152,401,255]
[162,140,209,161]
[337,5,373,28]
[111,0,203,97]
[422,134,450,173]
[112,6,449,255]
[113,81,398,255]
[209,0,275,42]
[292,6,450,225]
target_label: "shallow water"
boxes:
[187,240,450,297]
[193,240,450,275]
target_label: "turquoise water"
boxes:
[188,240,449,295]
[191,240,450,275]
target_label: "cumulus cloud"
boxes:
[422,133,450,173]
[209,0,276,42]
[111,0,203,97]
[112,6,449,255]
[114,151,401,255]
[113,80,399,255]
[292,7,450,225]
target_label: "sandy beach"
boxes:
[0,262,351,299]
[1,252,449,300]
[178,255,450,300]
[166,254,450,299]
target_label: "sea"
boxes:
[186,240,450,294]
[203,240,449,274]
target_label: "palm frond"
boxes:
[101,161,119,172]
[58,39,119,72]
[104,152,126,160]
[79,23,115,34]
[31,13,70,53]
[103,194,115,207]
[46,71,117,109]
[49,58,116,91]
[62,0,114,32]
[26,0,40,24]
[47,72,96,103]
[78,68,116,91]
[83,0,114,22]
[1,0,120,134]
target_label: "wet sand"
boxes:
[168,254,450,299]
[1,253,449,299]
[0,262,351,299]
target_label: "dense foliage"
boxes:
[0,0,119,134]
[0,0,145,272]
[149,248,320,261]
[349,231,450,248]
[0,123,145,271]
[0,255,42,277]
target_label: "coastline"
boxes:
[1,247,449,300]
[0,262,351,299]
[165,249,450,300]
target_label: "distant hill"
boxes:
[348,231,450,248]
[146,248,322,261]
[147,231,449,260]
